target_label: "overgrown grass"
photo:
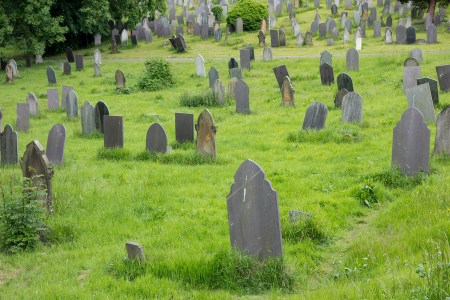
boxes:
[288,124,364,144]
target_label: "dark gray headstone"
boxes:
[0,124,18,165]
[436,65,450,92]
[115,70,126,88]
[404,57,419,67]
[337,73,354,92]
[46,67,57,84]
[320,50,332,66]
[320,63,334,85]
[229,68,243,80]
[342,92,363,123]
[226,159,282,260]
[273,65,289,89]
[66,47,75,63]
[245,45,255,61]
[235,79,250,114]
[392,107,430,176]
[346,48,359,71]
[63,61,71,75]
[270,29,279,47]
[46,124,66,165]
[331,4,338,16]
[406,27,416,44]
[146,123,168,153]
[403,66,421,91]
[81,101,96,135]
[311,20,319,33]
[208,67,219,89]
[126,242,145,261]
[175,112,194,142]
[281,76,295,106]
[131,35,138,46]
[67,90,78,118]
[201,24,208,39]
[75,55,84,71]
[302,101,328,130]
[386,15,392,27]
[319,23,327,38]
[258,31,265,47]
[240,49,251,70]
[417,77,439,105]
[228,58,239,73]
[95,101,109,133]
[434,107,450,155]
[195,109,217,157]
[279,29,286,46]
[47,89,59,110]
[405,83,435,122]
[334,88,349,108]
[104,116,124,148]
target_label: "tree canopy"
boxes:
[399,0,449,17]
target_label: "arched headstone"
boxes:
[0,124,18,165]
[46,124,66,165]
[195,109,217,157]
[95,101,109,133]
[146,123,168,153]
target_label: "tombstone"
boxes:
[66,47,75,63]
[245,45,255,61]
[427,23,437,43]
[104,116,124,148]
[0,125,18,165]
[331,4,338,16]
[93,63,102,77]
[296,32,305,46]
[115,70,125,88]
[125,242,145,261]
[240,49,251,70]
[208,67,219,90]
[175,112,194,142]
[16,104,30,132]
[257,31,266,47]
[214,28,222,41]
[229,68,242,80]
[228,77,239,99]
[281,76,295,106]
[195,109,217,157]
[67,90,78,118]
[270,29,279,47]
[279,28,286,46]
[342,92,363,124]
[320,63,334,85]
[94,33,102,46]
[63,61,71,75]
[235,79,250,114]
[35,55,43,64]
[311,20,319,33]
[263,46,272,61]
[334,88,349,108]
[94,49,102,65]
[121,29,128,44]
[354,11,361,26]
[75,55,84,71]
[345,19,353,33]
[403,66,421,91]
[146,123,168,153]
[81,101,96,135]
[405,83,435,122]
[5,65,13,84]
[302,102,328,130]
[201,24,208,39]
[417,78,439,105]
[27,92,38,116]
[319,23,327,38]
[345,0,352,8]
[213,79,226,105]
[374,21,381,37]
[46,124,66,165]
[386,15,392,27]
[111,39,119,53]
[112,28,119,39]
[396,25,406,44]
[226,159,283,259]
[145,28,153,42]
[320,50,332,66]
[385,27,393,44]
[392,107,430,176]
[404,57,419,67]
[273,65,290,89]
[195,54,206,77]
[236,18,243,34]
[21,140,54,212]
[293,23,301,37]
[337,73,354,92]
[436,65,450,92]
[434,107,450,155]
[346,48,359,71]
[409,48,423,62]
[95,101,109,133]
[47,89,59,110]
[62,85,73,110]
[343,29,350,43]
[46,67,57,84]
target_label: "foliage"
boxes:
[367,167,427,189]
[137,58,174,92]
[351,179,383,208]
[97,148,133,161]
[226,0,268,31]
[399,0,449,16]
[283,217,329,244]
[287,124,363,144]
[79,0,111,35]
[211,6,224,23]
[179,90,220,107]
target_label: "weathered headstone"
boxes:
[104,116,124,148]
[146,123,168,153]
[346,48,359,71]
[81,101,96,135]
[320,63,334,85]
[417,77,439,105]
[405,83,435,122]
[47,89,59,110]
[409,48,423,62]
[121,29,128,44]
[281,76,295,106]
[46,124,66,165]
[434,107,450,155]
[63,61,71,75]
[228,77,239,99]
[320,50,332,66]
[374,21,381,37]
[392,107,430,176]
[258,31,266,47]
[302,101,328,130]
[195,54,206,77]
[236,18,243,34]
[46,67,57,84]
[245,45,255,61]
[195,109,217,157]
[175,112,194,142]
[0,125,18,165]
[342,92,363,123]
[263,46,272,61]
[337,73,354,92]
[270,29,279,47]
[66,47,75,63]
[75,55,84,71]
[62,85,73,110]
[229,68,242,80]
[27,92,38,116]
[385,27,393,44]
[115,70,125,88]
[436,65,450,92]
[396,25,406,44]
[334,88,349,107]
[5,65,13,84]
[94,63,102,77]
[403,66,421,91]
[94,49,102,65]
[226,159,283,259]
[235,79,250,114]
[240,49,251,70]
[404,57,419,67]
[386,15,392,27]
[427,23,437,43]
[95,101,109,133]
[208,67,219,89]
[125,242,145,261]
[67,90,78,118]
[94,33,102,46]
[273,65,290,89]
[279,28,286,46]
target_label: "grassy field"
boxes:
[0,2,449,299]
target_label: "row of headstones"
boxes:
[111,28,148,46]
[62,48,103,77]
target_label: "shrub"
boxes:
[211,6,224,23]
[283,217,329,244]
[137,58,174,92]
[179,90,219,107]
[352,179,383,208]
[226,0,268,32]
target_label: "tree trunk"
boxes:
[25,54,32,67]
[428,0,436,19]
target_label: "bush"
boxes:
[226,0,268,32]
[179,90,220,107]
[211,5,224,23]
[137,58,174,92]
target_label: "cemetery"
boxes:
[0,0,449,298]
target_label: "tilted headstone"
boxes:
[195,54,206,77]
[208,66,219,89]
[75,55,84,71]
[403,66,421,91]
[46,67,57,84]
[346,48,359,71]
[334,88,349,108]
[27,92,38,116]
[281,76,295,106]
[103,116,124,148]
[47,89,59,110]
[342,92,363,123]
[240,49,251,70]
[81,101,96,135]
[226,159,283,259]
[46,124,66,165]
[302,101,328,130]
[404,57,419,67]
[115,70,126,88]
[175,112,194,142]
[392,107,430,176]
[320,50,332,66]
[66,47,75,63]
[436,65,450,92]
[434,107,450,155]
[146,123,168,153]
[273,65,290,89]
[63,61,71,75]
[337,73,354,92]
[235,79,250,114]
[62,85,73,110]
[417,77,439,105]
[195,109,217,157]
[21,140,54,212]
[405,83,435,122]
[125,242,145,261]
[67,90,78,117]
[95,101,109,133]
[320,63,334,85]
[0,125,18,165]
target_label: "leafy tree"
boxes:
[226,0,268,31]
[399,0,449,18]
[80,0,111,36]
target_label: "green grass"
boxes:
[0,3,449,298]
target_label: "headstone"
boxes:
[16,103,29,132]
[226,159,283,259]
[195,54,206,77]
[67,90,78,118]
[46,124,66,165]
[296,32,305,46]
[392,107,430,176]
[417,77,439,105]
[331,4,338,16]
[126,242,145,261]
[302,102,328,130]
[0,125,18,165]
[270,29,279,47]
[281,76,295,106]
[229,68,243,80]
[273,65,290,89]
[236,18,243,34]
[95,101,109,133]
[81,101,96,135]
[263,46,272,61]
[334,88,349,107]
[75,55,84,71]
[320,50,332,66]
[47,89,59,110]
[235,79,250,114]
[342,92,363,123]
[121,29,128,44]
[27,92,38,116]
[61,85,73,109]
[311,20,319,33]
[337,73,354,92]
[228,77,239,99]
[279,28,286,46]
[208,67,219,90]
[5,65,13,84]
[63,61,71,75]
[94,33,102,46]
[354,11,361,26]
[195,109,217,157]
[404,57,419,67]
[427,23,437,43]
[245,45,255,61]
[258,31,265,47]
[434,107,450,155]
[319,23,327,38]
[320,63,334,85]
[403,66,421,91]
[115,70,125,88]
[94,63,102,77]
[343,29,350,43]
[374,21,381,37]
[94,49,102,65]
[240,49,251,70]
[175,112,194,142]
[346,48,359,71]
[7,59,19,78]
[409,48,423,62]
[104,116,124,148]
[66,47,75,63]
[385,27,393,44]
[386,15,392,27]
[436,65,450,92]
[405,83,435,122]
[21,140,54,212]
[146,123,168,153]
[111,39,119,53]
[396,25,406,44]
[46,67,57,84]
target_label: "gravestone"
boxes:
[354,11,361,25]
[195,109,217,157]
[27,92,38,116]
[337,73,354,92]
[228,77,239,99]
[279,28,286,46]
[434,107,450,155]
[306,32,313,45]
[131,35,138,46]
[47,89,59,110]
[5,65,13,84]
[228,58,238,71]
[396,25,406,44]
[436,65,450,92]
[121,29,128,44]
[320,63,334,85]
[146,123,168,153]
[95,101,109,133]
[281,76,295,106]
[195,54,206,77]
[405,83,435,122]
[263,46,272,61]
[46,124,66,165]
[226,159,283,259]
[75,55,84,71]
[386,15,392,27]
[81,101,96,135]
[240,49,251,70]
[111,39,119,53]
[236,18,243,34]
[273,65,290,89]
[385,27,393,44]
[319,23,327,38]
[417,77,439,105]
[392,107,430,176]
[62,85,73,110]
[334,88,349,107]
[258,31,266,47]
[346,48,359,71]
[404,57,419,67]
[270,29,279,47]
[115,70,126,88]
[293,23,301,37]
[403,66,421,91]
[46,67,57,84]
[311,20,319,33]
[94,49,102,65]
[302,102,328,130]
[21,140,54,212]
[331,4,338,16]
[342,92,363,123]
[320,50,332,66]
[245,45,255,61]
[66,47,75,63]
[214,79,226,104]
[235,79,250,114]
[296,32,305,46]
[374,21,381,37]
[104,116,124,148]
[0,125,18,165]
[409,48,423,62]
[229,68,243,80]
[427,23,437,43]
[67,90,78,118]
[94,63,102,77]
[94,33,102,46]
[208,67,219,89]
[126,242,145,261]
[406,27,416,44]
[175,112,194,142]
[63,62,71,75]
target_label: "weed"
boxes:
[97,148,133,161]
[115,87,135,94]
[283,217,329,244]
[179,90,222,107]
[137,58,174,91]
[135,151,220,165]
[351,179,383,208]
[367,167,427,190]
[288,124,363,144]
[108,258,148,281]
